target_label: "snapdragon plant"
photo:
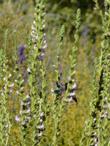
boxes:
[28,0,48,145]
[51,9,81,146]
[0,49,11,146]
[80,1,110,145]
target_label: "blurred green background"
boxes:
[0,0,103,145]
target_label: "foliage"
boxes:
[0,0,110,146]
[80,0,110,145]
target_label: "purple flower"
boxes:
[37,53,45,61]
[18,45,25,55]
[18,45,26,64]
[15,115,20,122]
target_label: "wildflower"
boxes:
[15,115,20,122]
[37,132,43,137]
[18,45,26,64]
[27,67,31,73]
[67,82,78,103]
[40,112,44,117]
[20,95,31,129]
[54,81,67,98]
[22,119,29,128]
[37,54,45,61]
[37,124,44,130]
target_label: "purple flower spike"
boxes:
[18,45,25,55]
[18,45,26,64]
